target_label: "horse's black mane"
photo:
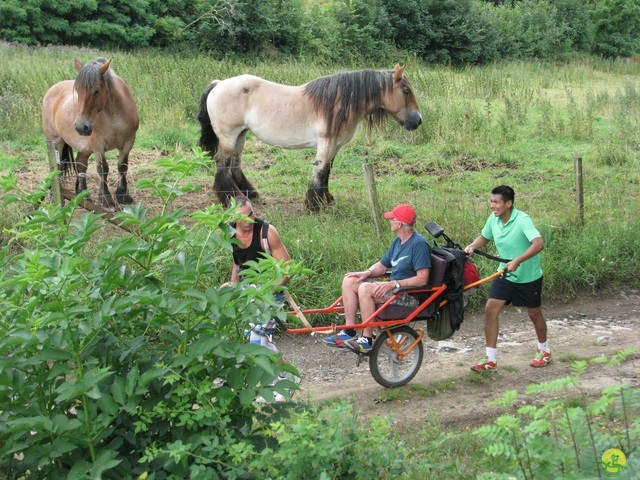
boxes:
[74,58,113,93]
[304,69,394,136]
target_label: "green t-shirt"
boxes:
[481,207,543,284]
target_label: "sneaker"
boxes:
[470,357,497,371]
[323,331,357,348]
[343,336,373,354]
[530,349,552,368]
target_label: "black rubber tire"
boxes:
[369,325,424,388]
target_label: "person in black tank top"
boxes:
[232,217,269,277]
[228,197,291,285]
[226,196,295,400]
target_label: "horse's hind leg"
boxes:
[232,167,258,200]
[115,147,134,205]
[229,134,258,200]
[95,151,117,210]
[214,152,244,206]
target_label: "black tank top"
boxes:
[232,218,267,276]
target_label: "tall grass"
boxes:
[1,43,640,307]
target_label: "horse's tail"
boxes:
[197,81,220,158]
[59,143,76,177]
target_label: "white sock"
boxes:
[486,347,497,362]
[537,342,549,352]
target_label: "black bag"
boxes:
[425,247,467,340]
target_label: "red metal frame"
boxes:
[285,269,506,335]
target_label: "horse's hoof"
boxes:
[304,197,322,214]
[216,193,233,208]
[98,195,118,211]
[117,194,135,205]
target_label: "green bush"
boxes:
[474,350,639,479]
[232,402,408,479]
[0,153,304,478]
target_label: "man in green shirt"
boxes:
[464,185,551,371]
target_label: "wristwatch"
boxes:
[394,281,401,289]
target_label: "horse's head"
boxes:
[384,64,422,131]
[73,58,111,136]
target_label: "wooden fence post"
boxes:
[362,160,382,238]
[574,156,584,226]
[46,141,63,207]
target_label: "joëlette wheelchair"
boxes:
[285,222,509,388]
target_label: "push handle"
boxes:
[425,221,512,263]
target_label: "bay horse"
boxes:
[42,58,139,210]
[197,64,422,212]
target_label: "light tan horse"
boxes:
[42,58,139,210]
[197,64,422,212]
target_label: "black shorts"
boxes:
[488,276,543,309]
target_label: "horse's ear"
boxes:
[99,59,111,75]
[74,59,83,72]
[392,64,405,81]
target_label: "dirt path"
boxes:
[277,290,640,428]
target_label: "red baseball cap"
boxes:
[383,204,417,225]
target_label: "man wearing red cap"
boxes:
[323,203,432,353]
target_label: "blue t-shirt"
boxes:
[380,231,432,281]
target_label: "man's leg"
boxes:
[471,297,506,371]
[484,298,505,348]
[357,282,382,338]
[341,275,361,326]
[528,306,552,367]
[528,307,547,343]
[324,277,362,346]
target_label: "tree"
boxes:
[0,0,155,48]
[589,0,640,58]
[551,0,594,53]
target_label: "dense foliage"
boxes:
[1,0,639,63]
[0,154,309,478]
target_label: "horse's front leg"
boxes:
[305,143,337,213]
[214,151,243,206]
[115,147,134,205]
[95,151,117,210]
[74,151,90,195]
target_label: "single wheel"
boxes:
[369,325,424,388]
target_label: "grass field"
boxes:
[1,43,639,307]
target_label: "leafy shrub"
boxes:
[230,402,408,479]
[0,152,304,478]
[474,350,639,479]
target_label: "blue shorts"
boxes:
[488,276,543,309]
